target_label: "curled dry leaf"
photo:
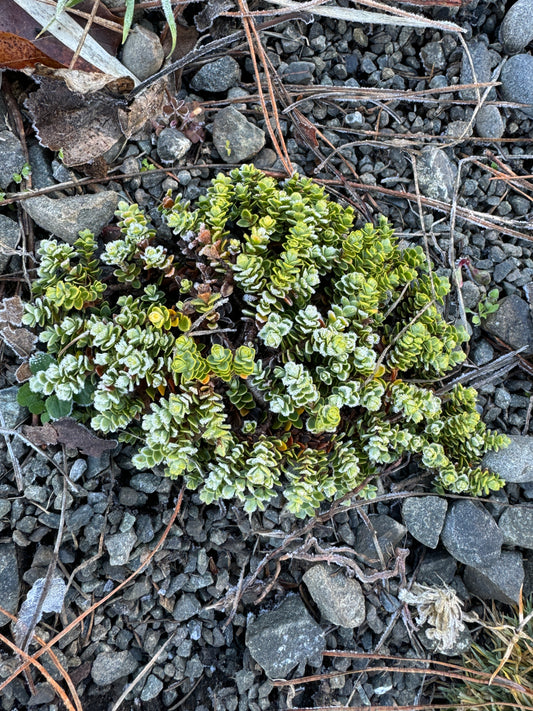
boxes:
[25,67,170,166]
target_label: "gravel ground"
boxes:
[1,0,533,709]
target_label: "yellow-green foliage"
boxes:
[19,165,509,517]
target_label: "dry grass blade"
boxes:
[0,606,82,711]
[265,0,465,32]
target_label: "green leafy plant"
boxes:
[469,288,500,326]
[20,165,509,517]
[12,163,31,185]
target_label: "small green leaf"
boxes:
[29,352,55,375]
[122,0,135,44]
[17,383,46,415]
[161,0,177,56]
[73,381,95,406]
[45,396,73,421]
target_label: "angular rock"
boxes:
[464,551,524,604]
[141,674,164,701]
[483,436,533,483]
[173,593,200,622]
[245,595,325,679]
[355,514,407,566]
[416,148,455,203]
[91,650,138,686]
[190,56,241,93]
[0,215,19,273]
[420,41,446,72]
[213,106,266,164]
[156,128,192,164]
[498,506,533,549]
[500,0,533,54]
[22,192,120,244]
[0,130,25,190]
[501,54,533,119]
[0,386,26,429]
[417,550,457,586]
[303,564,365,628]
[121,25,164,81]
[0,544,20,626]
[483,294,533,354]
[281,61,316,84]
[402,496,448,549]
[105,528,137,566]
[441,501,502,568]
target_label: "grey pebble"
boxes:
[355,514,407,565]
[121,26,164,81]
[303,563,366,628]
[0,215,19,273]
[500,0,533,54]
[246,595,325,679]
[190,57,241,93]
[156,128,192,164]
[464,551,524,604]
[173,593,200,622]
[475,105,505,139]
[417,550,457,586]
[0,130,25,190]
[282,61,315,84]
[483,294,533,354]
[416,147,455,203]
[401,496,448,549]
[105,528,137,566]
[91,651,138,686]
[22,192,120,244]
[441,500,502,568]
[498,505,533,548]
[0,544,20,626]
[69,459,87,483]
[460,41,492,101]
[213,106,265,163]
[141,674,164,701]
[501,54,533,119]
[420,41,446,72]
[0,386,26,429]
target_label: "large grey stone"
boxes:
[0,543,20,626]
[246,595,325,679]
[303,564,365,628]
[213,106,266,164]
[91,650,138,686]
[0,215,19,273]
[464,551,524,604]
[483,294,533,354]
[441,501,502,568]
[190,56,241,93]
[401,496,448,549]
[475,106,505,140]
[416,148,455,203]
[22,192,120,244]
[501,54,533,119]
[498,506,533,549]
[483,436,533,483]
[156,128,191,164]
[355,514,407,566]
[500,0,533,54]
[0,131,25,190]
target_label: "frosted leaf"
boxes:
[15,577,67,647]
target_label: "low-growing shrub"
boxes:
[19,165,508,516]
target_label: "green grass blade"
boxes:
[161,0,177,56]
[122,0,135,44]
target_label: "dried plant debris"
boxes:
[0,295,37,359]
[14,576,66,648]
[400,583,477,652]
[22,418,117,457]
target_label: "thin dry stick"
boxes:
[0,489,185,695]
[0,606,82,711]
[69,0,100,69]
[236,0,293,174]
